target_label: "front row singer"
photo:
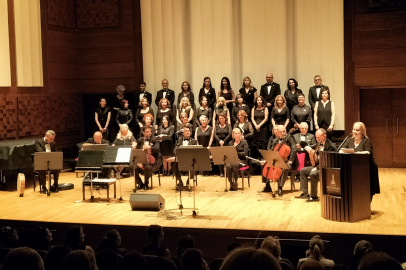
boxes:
[226,128,249,191]
[339,122,380,201]
[295,128,337,202]
[134,126,161,190]
[260,125,298,197]
[171,124,197,187]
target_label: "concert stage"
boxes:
[1,168,405,236]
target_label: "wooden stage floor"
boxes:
[1,168,405,236]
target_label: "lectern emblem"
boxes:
[331,175,336,186]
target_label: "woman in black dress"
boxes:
[251,96,269,157]
[218,77,235,114]
[226,128,249,191]
[314,89,335,139]
[155,98,174,133]
[340,122,380,201]
[195,115,213,176]
[271,95,290,131]
[95,98,111,140]
[213,96,231,126]
[239,76,258,110]
[290,93,312,133]
[157,115,175,176]
[232,94,251,126]
[141,114,155,137]
[110,85,126,142]
[135,97,154,137]
[176,97,194,126]
[178,81,195,108]
[116,99,133,129]
[199,77,216,110]
[214,113,232,177]
[195,96,213,128]
[234,110,254,154]
[284,78,303,115]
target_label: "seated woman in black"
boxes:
[232,94,250,127]
[226,128,248,191]
[195,96,213,128]
[157,115,175,176]
[116,99,133,129]
[112,124,136,148]
[339,122,380,201]
[214,112,232,177]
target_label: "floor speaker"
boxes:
[129,193,165,211]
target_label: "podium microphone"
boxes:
[337,133,352,152]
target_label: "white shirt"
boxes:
[267,84,272,95]
[44,138,51,152]
[139,92,145,102]
[316,86,322,98]
[163,91,167,98]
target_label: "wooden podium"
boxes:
[319,152,371,222]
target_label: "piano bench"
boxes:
[82,179,116,201]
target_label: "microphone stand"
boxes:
[337,133,352,152]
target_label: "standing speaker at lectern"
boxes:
[34,130,60,194]
[339,122,380,201]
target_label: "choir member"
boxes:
[309,75,329,130]
[214,113,232,177]
[116,100,133,128]
[157,115,175,176]
[251,96,269,157]
[195,96,213,128]
[134,82,152,109]
[339,122,380,200]
[260,73,281,110]
[290,93,311,132]
[238,76,258,109]
[218,77,235,114]
[314,89,335,138]
[231,94,250,126]
[177,81,195,108]
[135,97,154,133]
[199,77,216,110]
[155,79,175,107]
[95,98,111,140]
[234,110,254,155]
[213,96,231,126]
[195,115,213,176]
[155,98,174,132]
[176,97,194,126]
[284,78,303,115]
[226,128,249,191]
[270,95,290,131]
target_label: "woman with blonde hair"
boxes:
[112,124,136,148]
[176,97,194,125]
[239,76,258,109]
[213,96,231,126]
[226,128,249,191]
[271,95,289,131]
[339,122,380,200]
[135,97,154,137]
[156,98,174,132]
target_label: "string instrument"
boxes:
[17,173,25,197]
[299,141,320,167]
[144,138,155,164]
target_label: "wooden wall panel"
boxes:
[76,63,135,80]
[47,30,77,48]
[355,11,406,31]
[0,95,18,139]
[76,47,134,64]
[48,79,79,93]
[355,67,406,86]
[47,63,77,80]
[50,95,80,133]
[78,31,134,48]
[47,0,76,28]
[17,96,51,137]
[47,47,78,64]
[355,29,406,50]
[354,48,406,68]
[76,78,136,93]
[76,0,120,29]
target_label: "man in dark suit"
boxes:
[295,128,337,202]
[82,132,111,179]
[134,126,161,190]
[260,125,298,197]
[293,122,316,149]
[155,79,175,108]
[171,124,197,187]
[134,82,152,109]
[34,130,60,193]
[259,73,281,109]
[308,75,329,130]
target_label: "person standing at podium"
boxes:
[295,128,336,202]
[339,122,380,200]
[34,130,60,193]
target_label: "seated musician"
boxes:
[112,124,137,148]
[82,131,111,179]
[34,130,60,193]
[134,126,162,190]
[295,128,336,202]
[226,128,249,191]
[260,125,297,197]
[293,122,316,170]
[171,124,197,187]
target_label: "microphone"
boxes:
[337,133,352,152]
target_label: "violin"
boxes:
[143,138,155,164]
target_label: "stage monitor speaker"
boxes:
[129,193,165,211]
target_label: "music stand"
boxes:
[210,146,240,192]
[259,150,289,196]
[176,147,211,217]
[131,149,148,192]
[34,152,63,196]
[82,144,108,151]
[76,150,104,200]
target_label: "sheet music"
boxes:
[116,148,132,162]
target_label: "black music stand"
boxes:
[104,146,132,200]
[76,150,104,200]
[176,147,211,217]
[210,146,239,192]
[34,152,63,196]
[131,149,148,192]
[259,150,288,197]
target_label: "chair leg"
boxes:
[33,175,36,191]
[114,182,116,198]
[107,185,110,201]
[248,173,250,187]
[151,174,153,189]
[241,173,244,191]
[158,171,161,186]
[82,184,85,200]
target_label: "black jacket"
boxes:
[308,85,329,110]
[155,89,175,107]
[35,139,56,152]
[260,82,281,107]
[135,91,153,108]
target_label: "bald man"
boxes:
[83,132,111,178]
[260,73,281,110]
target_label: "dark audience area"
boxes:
[1,223,405,270]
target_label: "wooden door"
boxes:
[392,89,406,167]
[360,89,393,167]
